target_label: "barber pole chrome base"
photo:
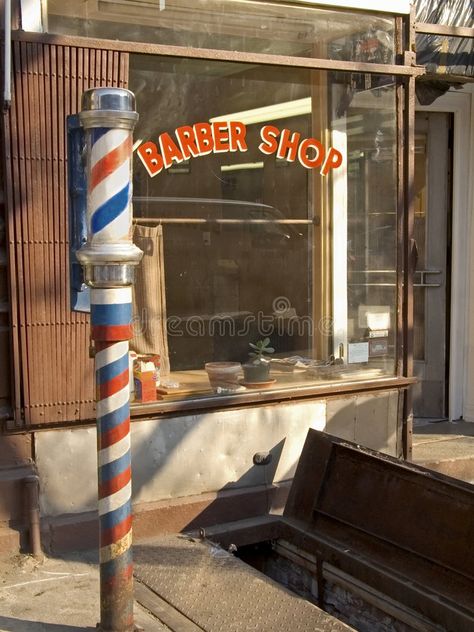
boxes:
[92,286,134,632]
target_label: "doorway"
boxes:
[413,112,453,419]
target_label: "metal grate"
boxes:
[134,535,353,632]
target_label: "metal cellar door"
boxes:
[3,41,129,426]
[412,112,452,419]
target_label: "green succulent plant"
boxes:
[249,338,275,363]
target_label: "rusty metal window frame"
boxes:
[6,10,418,427]
[400,10,417,459]
[128,377,416,421]
[415,23,474,39]
[12,29,424,77]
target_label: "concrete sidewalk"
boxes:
[413,419,474,483]
[0,536,353,632]
[0,551,168,631]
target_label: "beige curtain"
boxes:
[131,224,170,376]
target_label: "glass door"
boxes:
[413,112,452,418]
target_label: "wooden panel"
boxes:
[0,171,11,408]
[4,41,129,425]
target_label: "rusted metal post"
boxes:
[24,475,42,558]
[402,7,417,461]
[77,87,142,632]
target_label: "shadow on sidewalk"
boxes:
[413,419,474,438]
[0,616,95,631]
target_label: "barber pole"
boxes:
[93,288,133,630]
[89,126,133,245]
[77,88,142,632]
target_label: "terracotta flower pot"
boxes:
[205,362,241,392]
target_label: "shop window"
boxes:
[47,0,395,64]
[46,0,400,406]
[128,54,398,405]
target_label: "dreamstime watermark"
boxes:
[132,296,334,339]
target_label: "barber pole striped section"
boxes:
[91,287,133,341]
[89,127,133,244]
[91,287,134,630]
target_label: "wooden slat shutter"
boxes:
[4,42,129,425]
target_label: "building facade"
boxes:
[2,0,472,553]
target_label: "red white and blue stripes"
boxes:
[91,287,133,341]
[89,128,133,245]
[92,286,134,631]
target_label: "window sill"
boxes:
[130,371,416,419]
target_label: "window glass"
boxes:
[415,0,474,81]
[416,34,474,81]
[128,54,398,405]
[413,131,427,361]
[47,0,395,63]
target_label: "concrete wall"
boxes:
[35,391,401,520]
[0,433,34,554]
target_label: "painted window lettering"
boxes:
[137,121,343,177]
[258,125,343,175]
[137,121,248,176]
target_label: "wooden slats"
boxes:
[5,42,129,425]
[3,42,22,422]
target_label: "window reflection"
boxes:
[128,55,398,403]
[47,0,395,63]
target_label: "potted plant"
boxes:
[243,338,275,383]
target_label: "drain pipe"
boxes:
[77,88,142,632]
[24,475,42,558]
[3,0,11,110]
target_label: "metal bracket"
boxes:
[414,269,442,288]
[404,51,417,66]
[67,114,90,312]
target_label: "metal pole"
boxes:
[24,475,42,559]
[77,87,142,632]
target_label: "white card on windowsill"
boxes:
[348,342,369,364]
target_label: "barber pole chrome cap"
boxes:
[79,87,139,130]
[76,87,142,287]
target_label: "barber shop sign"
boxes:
[136,121,343,177]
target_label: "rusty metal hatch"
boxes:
[182,431,474,632]
[281,431,474,631]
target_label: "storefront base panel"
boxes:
[326,391,402,456]
[35,399,327,518]
[31,391,401,553]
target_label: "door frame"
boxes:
[416,90,472,421]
